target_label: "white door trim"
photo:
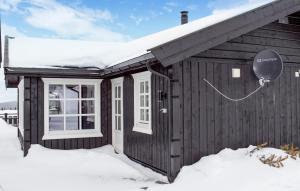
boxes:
[111,77,124,153]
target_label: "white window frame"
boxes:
[111,77,124,133]
[18,78,24,136]
[111,77,124,153]
[132,71,152,135]
[42,78,102,140]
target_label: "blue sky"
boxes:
[0,0,271,102]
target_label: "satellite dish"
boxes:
[253,50,283,83]
[202,49,284,102]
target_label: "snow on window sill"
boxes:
[42,131,103,140]
[133,123,152,135]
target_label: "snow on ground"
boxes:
[0,119,167,191]
[150,147,300,191]
[2,117,300,191]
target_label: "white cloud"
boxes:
[163,6,173,13]
[163,1,179,13]
[0,23,21,102]
[208,0,274,11]
[0,0,21,11]
[1,0,129,42]
[129,14,150,25]
[208,0,275,15]
[187,4,199,11]
[165,2,179,7]
[23,0,128,41]
[1,23,27,37]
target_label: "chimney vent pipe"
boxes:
[181,11,188,25]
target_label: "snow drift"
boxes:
[150,146,300,191]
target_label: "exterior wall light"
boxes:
[232,68,241,78]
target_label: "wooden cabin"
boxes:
[2,0,300,182]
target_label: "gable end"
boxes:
[151,0,300,67]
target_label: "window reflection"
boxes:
[82,100,95,114]
[49,117,64,131]
[66,116,79,130]
[82,116,95,129]
[49,85,64,99]
[49,100,64,115]
[82,85,95,98]
[66,85,79,99]
[66,100,79,114]
[48,83,97,132]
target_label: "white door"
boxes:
[112,78,124,153]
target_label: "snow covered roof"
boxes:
[6,0,276,69]
[7,37,124,69]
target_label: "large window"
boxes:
[132,71,152,135]
[43,78,102,140]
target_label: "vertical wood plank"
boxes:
[30,78,38,144]
[214,62,222,152]
[23,77,31,156]
[199,62,208,156]
[37,79,45,146]
[191,59,200,161]
[207,62,215,153]
[183,59,192,165]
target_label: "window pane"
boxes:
[145,109,149,122]
[145,95,149,107]
[82,85,95,98]
[115,116,118,130]
[49,100,64,115]
[118,86,121,98]
[49,117,64,131]
[118,100,121,115]
[140,109,144,121]
[140,82,144,93]
[140,95,144,107]
[145,81,149,93]
[118,116,121,130]
[66,116,79,130]
[115,86,118,98]
[66,100,79,114]
[49,85,64,99]
[82,116,95,129]
[115,100,118,115]
[66,85,79,99]
[82,100,95,114]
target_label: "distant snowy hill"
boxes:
[0,101,17,110]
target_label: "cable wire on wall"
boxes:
[203,78,264,102]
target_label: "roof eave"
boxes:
[98,52,161,79]
[5,67,102,78]
[150,0,300,67]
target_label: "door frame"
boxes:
[111,77,124,153]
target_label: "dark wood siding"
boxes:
[22,77,111,155]
[170,22,300,178]
[123,66,169,173]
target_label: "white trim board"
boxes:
[111,77,124,153]
[42,78,102,140]
[18,78,24,136]
[132,71,152,135]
